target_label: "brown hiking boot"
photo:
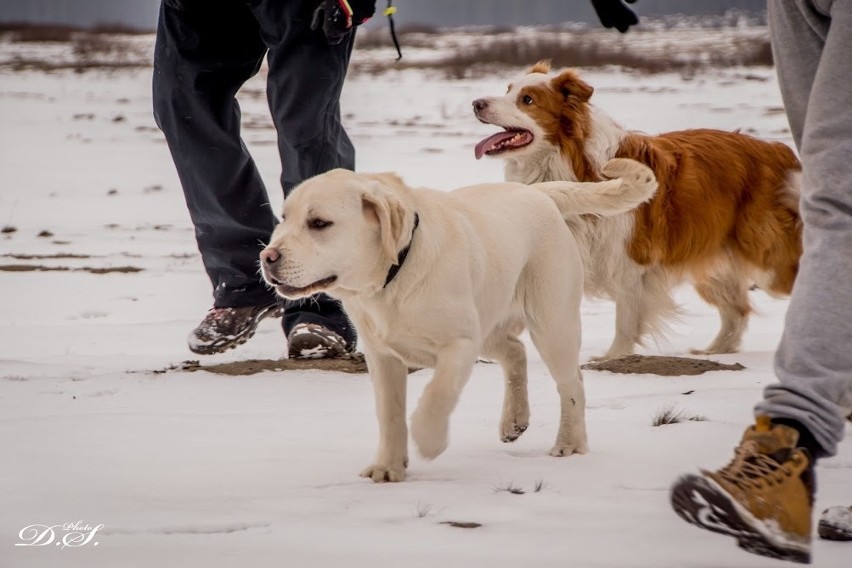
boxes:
[818,506,852,541]
[670,416,814,564]
[287,322,354,359]
[188,302,282,355]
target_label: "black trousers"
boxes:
[153,0,356,344]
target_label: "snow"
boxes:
[1,33,850,568]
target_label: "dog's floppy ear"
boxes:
[551,69,594,102]
[527,59,551,74]
[361,174,409,262]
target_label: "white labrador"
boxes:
[260,158,657,482]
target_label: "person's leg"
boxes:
[670,1,852,561]
[766,0,826,151]
[249,2,356,194]
[249,0,357,352]
[755,0,852,459]
[153,0,278,310]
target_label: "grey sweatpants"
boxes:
[755,0,852,457]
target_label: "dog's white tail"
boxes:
[533,158,657,217]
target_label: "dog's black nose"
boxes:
[472,98,489,113]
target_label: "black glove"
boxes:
[311,0,377,44]
[591,0,639,33]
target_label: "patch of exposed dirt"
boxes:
[0,264,142,274]
[156,356,368,376]
[582,354,745,376]
[3,253,93,259]
[441,521,482,529]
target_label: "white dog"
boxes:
[260,159,657,482]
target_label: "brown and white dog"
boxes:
[473,61,802,359]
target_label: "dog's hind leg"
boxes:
[528,319,588,456]
[482,319,530,443]
[524,268,588,456]
[410,338,479,460]
[691,260,752,355]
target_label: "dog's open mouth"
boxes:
[271,275,337,298]
[474,128,534,159]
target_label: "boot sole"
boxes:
[189,304,283,355]
[287,324,353,360]
[818,520,852,541]
[670,474,811,564]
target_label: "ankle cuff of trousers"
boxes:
[772,417,826,461]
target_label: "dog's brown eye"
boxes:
[522,95,533,105]
[308,218,332,230]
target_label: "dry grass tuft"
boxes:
[652,405,708,427]
[416,36,770,79]
[0,22,151,43]
[0,23,79,42]
[354,24,772,79]
[0,24,151,73]
[494,482,526,495]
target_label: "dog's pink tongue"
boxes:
[475,131,516,160]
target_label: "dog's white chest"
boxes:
[346,302,438,368]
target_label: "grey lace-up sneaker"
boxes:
[287,322,354,359]
[188,302,282,355]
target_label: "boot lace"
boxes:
[717,440,799,491]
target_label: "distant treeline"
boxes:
[0,0,766,31]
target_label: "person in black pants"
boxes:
[153,0,375,358]
[152,0,638,359]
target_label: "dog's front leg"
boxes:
[360,351,409,483]
[410,338,478,460]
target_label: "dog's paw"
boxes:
[410,409,449,460]
[360,462,406,483]
[588,353,620,363]
[689,345,738,356]
[500,422,528,443]
[588,349,632,363]
[500,406,530,443]
[548,441,589,457]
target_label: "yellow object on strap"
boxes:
[384,0,402,61]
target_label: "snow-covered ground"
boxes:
[1,31,850,568]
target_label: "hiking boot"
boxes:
[287,322,354,359]
[818,506,852,541]
[188,302,282,355]
[670,415,814,564]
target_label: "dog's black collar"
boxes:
[383,213,419,289]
